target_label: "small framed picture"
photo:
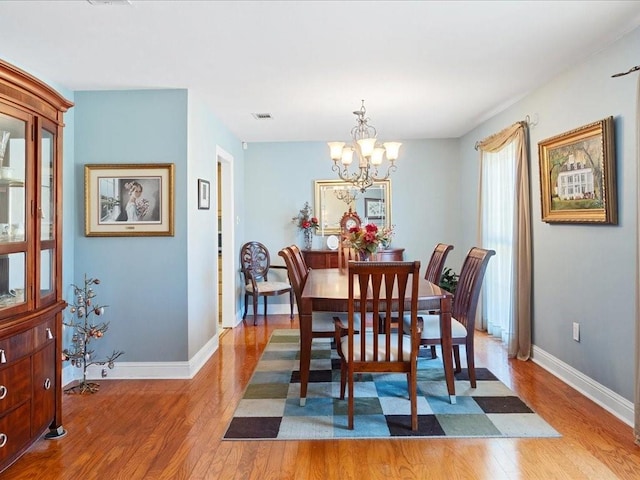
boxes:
[84,163,174,237]
[198,179,211,210]
[364,198,384,220]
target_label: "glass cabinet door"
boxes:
[0,109,28,310]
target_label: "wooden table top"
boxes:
[301,267,451,302]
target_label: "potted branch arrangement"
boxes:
[62,274,124,394]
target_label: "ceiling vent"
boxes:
[252,113,273,120]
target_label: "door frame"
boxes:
[216,145,237,329]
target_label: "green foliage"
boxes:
[439,267,459,294]
[551,198,603,210]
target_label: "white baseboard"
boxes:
[531,344,634,426]
[244,303,297,317]
[63,333,219,384]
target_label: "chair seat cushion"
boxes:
[404,314,467,340]
[312,311,346,332]
[339,333,413,361]
[245,281,291,294]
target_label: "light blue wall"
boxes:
[186,92,244,356]
[459,27,639,401]
[243,139,462,310]
[74,90,189,362]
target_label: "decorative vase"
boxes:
[359,250,377,261]
[303,229,313,250]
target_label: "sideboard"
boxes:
[302,248,405,269]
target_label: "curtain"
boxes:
[481,142,516,343]
[477,122,532,360]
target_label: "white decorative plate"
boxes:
[326,235,339,250]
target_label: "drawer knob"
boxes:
[46,328,53,340]
[0,350,5,364]
[0,433,6,448]
[0,386,6,399]
[44,378,51,390]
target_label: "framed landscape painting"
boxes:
[537,116,617,224]
[85,163,175,236]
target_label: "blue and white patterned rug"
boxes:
[223,330,561,439]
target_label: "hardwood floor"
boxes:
[5,315,640,479]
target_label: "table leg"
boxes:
[299,298,312,407]
[440,295,456,404]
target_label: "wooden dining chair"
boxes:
[240,241,293,325]
[338,237,358,272]
[422,243,454,358]
[407,247,495,387]
[287,244,310,279]
[425,243,454,285]
[334,260,422,431]
[278,246,347,340]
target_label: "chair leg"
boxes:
[243,293,249,319]
[253,296,259,326]
[453,345,461,373]
[347,369,354,430]
[409,369,418,431]
[288,291,294,319]
[340,363,347,400]
[430,345,437,359]
[263,296,268,318]
[466,339,476,388]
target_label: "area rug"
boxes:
[223,329,561,439]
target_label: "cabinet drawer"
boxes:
[0,357,31,415]
[32,343,55,436]
[0,329,34,364]
[0,401,31,465]
[33,317,56,350]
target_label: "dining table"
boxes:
[298,266,456,406]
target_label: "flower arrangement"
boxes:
[347,223,395,255]
[292,201,319,232]
[293,202,319,250]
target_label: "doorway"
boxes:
[217,146,236,330]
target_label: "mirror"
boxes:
[314,179,392,235]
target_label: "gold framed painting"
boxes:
[538,116,617,224]
[85,163,175,236]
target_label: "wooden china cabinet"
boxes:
[0,59,73,473]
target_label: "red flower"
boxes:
[364,223,378,233]
[348,225,360,233]
[302,220,311,229]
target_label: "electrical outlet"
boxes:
[572,322,580,342]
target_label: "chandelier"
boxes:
[328,100,401,193]
[333,187,358,205]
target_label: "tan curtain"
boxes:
[477,122,532,360]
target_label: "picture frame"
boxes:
[314,179,392,234]
[538,116,617,224]
[84,163,175,236]
[364,197,384,220]
[198,179,210,210]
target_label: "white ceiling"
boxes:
[1,1,639,142]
